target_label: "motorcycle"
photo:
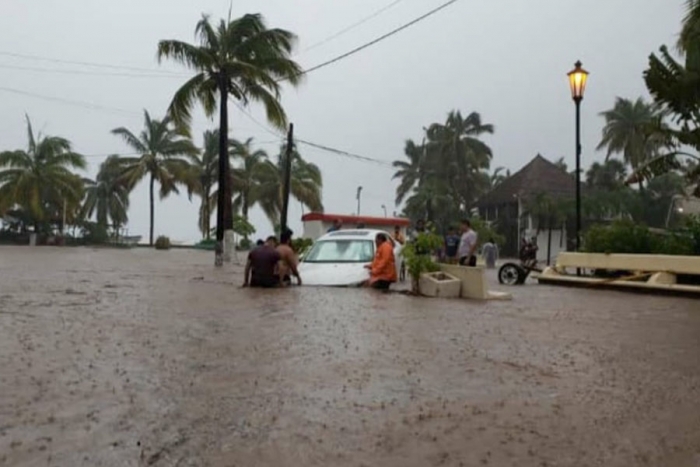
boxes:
[498,242,542,286]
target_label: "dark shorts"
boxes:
[371,280,392,290]
[250,276,279,288]
[459,256,477,267]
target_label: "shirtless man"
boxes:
[277,230,302,286]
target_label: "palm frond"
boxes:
[157,39,215,71]
[112,127,148,153]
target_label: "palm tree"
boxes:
[627,45,700,196]
[255,144,323,227]
[392,111,494,228]
[585,159,627,191]
[230,137,270,223]
[426,111,494,206]
[679,0,700,54]
[597,97,667,188]
[186,130,220,239]
[112,110,197,245]
[81,155,130,234]
[0,116,86,233]
[554,157,568,173]
[489,166,510,188]
[157,13,303,265]
[392,139,429,206]
[526,192,564,265]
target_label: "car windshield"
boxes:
[303,239,375,263]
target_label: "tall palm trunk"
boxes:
[242,194,250,240]
[215,76,232,266]
[149,173,155,246]
[546,216,553,266]
[202,186,211,240]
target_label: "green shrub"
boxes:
[238,237,252,250]
[81,222,109,245]
[155,235,171,250]
[403,230,444,292]
[583,219,697,256]
[683,214,700,255]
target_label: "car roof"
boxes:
[318,229,389,241]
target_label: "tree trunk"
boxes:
[546,219,553,266]
[242,197,249,240]
[203,186,211,240]
[215,75,231,266]
[149,173,155,246]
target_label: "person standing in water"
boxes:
[243,236,281,288]
[277,230,302,286]
[481,237,499,269]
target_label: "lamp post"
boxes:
[381,204,387,217]
[356,186,363,216]
[567,61,589,275]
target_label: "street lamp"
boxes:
[356,186,363,216]
[381,204,387,217]
[567,61,589,271]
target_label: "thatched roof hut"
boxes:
[476,154,576,209]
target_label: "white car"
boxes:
[299,229,403,286]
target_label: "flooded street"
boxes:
[1,246,700,466]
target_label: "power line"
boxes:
[0,50,180,75]
[296,139,394,168]
[230,97,394,168]
[2,0,458,86]
[294,0,461,79]
[301,0,406,53]
[0,86,141,116]
[0,63,187,78]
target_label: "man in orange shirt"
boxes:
[364,233,397,290]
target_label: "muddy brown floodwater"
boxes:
[1,246,700,466]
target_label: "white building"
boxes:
[301,213,410,241]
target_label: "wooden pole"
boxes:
[280,123,294,238]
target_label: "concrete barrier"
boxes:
[539,253,700,296]
[555,252,700,275]
[438,264,512,301]
[419,272,461,298]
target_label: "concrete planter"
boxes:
[438,264,512,301]
[419,272,461,298]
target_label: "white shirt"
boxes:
[458,230,478,258]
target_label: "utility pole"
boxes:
[356,186,363,216]
[62,200,67,235]
[280,123,294,239]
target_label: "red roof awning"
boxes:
[301,212,410,227]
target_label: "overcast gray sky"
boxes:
[0,0,684,243]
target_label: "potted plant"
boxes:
[402,230,444,294]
